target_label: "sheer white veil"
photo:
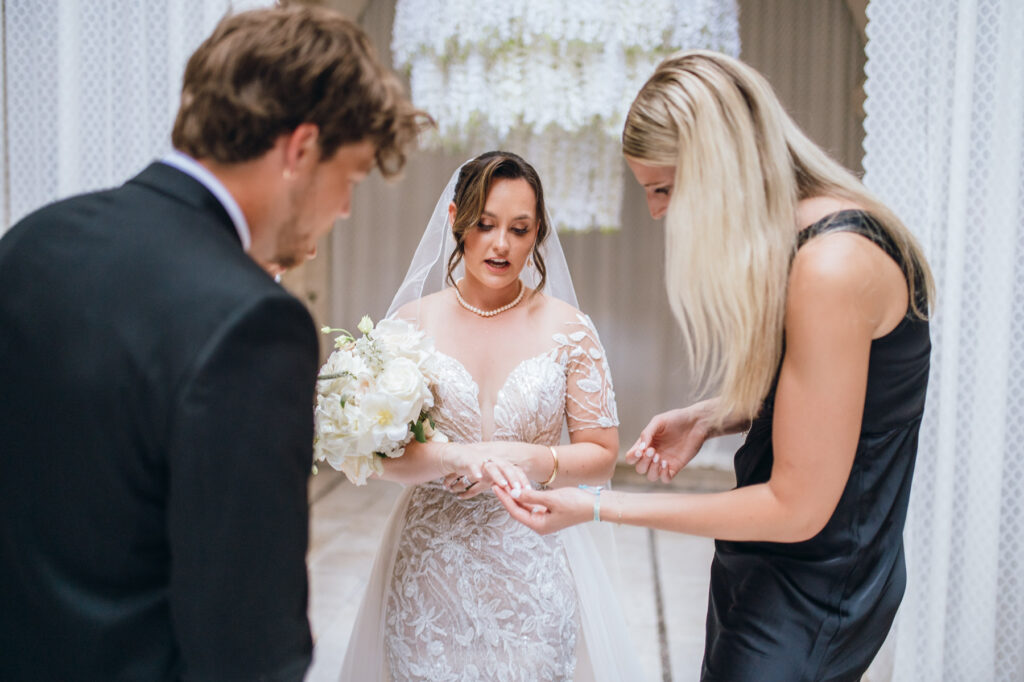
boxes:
[386,159,578,319]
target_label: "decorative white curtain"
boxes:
[390,0,740,233]
[862,1,1024,680]
[0,0,269,233]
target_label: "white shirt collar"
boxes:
[160,150,251,252]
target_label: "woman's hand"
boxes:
[625,400,721,482]
[440,443,533,500]
[493,485,593,535]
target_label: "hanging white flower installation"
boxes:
[392,0,740,232]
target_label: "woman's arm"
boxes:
[499,234,898,542]
[499,427,619,487]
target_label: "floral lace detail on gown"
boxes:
[383,313,617,681]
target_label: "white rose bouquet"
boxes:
[314,315,447,485]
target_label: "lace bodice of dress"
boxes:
[383,313,618,682]
[429,312,617,447]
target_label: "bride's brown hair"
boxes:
[446,151,550,293]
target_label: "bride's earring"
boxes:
[527,255,534,268]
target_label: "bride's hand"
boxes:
[441,444,532,500]
[625,401,718,483]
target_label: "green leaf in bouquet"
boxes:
[411,418,427,443]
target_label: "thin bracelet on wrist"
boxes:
[578,484,604,522]
[540,446,558,487]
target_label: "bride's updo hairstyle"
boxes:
[622,49,934,426]
[446,151,551,294]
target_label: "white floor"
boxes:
[304,467,733,682]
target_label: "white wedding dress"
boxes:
[338,310,643,681]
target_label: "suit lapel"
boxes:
[128,162,241,246]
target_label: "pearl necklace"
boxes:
[454,280,525,317]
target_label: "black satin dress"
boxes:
[701,211,931,682]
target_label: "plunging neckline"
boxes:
[432,347,560,441]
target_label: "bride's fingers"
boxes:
[494,486,547,529]
[457,479,487,499]
[481,460,508,487]
[489,461,532,499]
[460,460,503,499]
[505,463,532,496]
[444,472,479,497]
[508,487,548,511]
[494,486,534,525]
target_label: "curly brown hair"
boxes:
[171,5,431,177]
[446,151,551,293]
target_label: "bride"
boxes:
[337,151,642,681]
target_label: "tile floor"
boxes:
[304,465,735,682]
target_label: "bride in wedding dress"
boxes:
[337,151,642,681]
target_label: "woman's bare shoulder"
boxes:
[789,232,904,338]
[528,290,587,324]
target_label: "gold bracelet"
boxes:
[540,446,558,487]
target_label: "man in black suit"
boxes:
[0,6,424,680]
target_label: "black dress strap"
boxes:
[798,209,899,260]
[798,209,926,312]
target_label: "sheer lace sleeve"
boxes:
[555,313,618,432]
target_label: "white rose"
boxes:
[372,319,435,367]
[376,357,432,421]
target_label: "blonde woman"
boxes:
[497,51,933,682]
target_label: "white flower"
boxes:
[377,357,432,419]
[372,318,435,367]
[357,391,417,453]
[339,451,384,487]
[313,314,447,485]
[319,346,371,394]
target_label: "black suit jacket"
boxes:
[0,163,316,681]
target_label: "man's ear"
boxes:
[282,123,320,176]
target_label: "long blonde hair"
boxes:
[622,50,934,425]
